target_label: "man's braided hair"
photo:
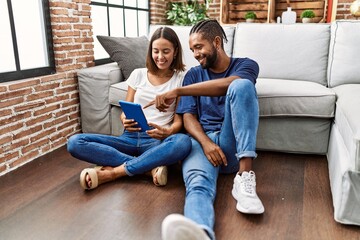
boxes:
[189,19,228,49]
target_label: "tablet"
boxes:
[119,100,151,131]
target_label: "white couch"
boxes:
[77,20,360,225]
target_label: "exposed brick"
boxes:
[43,116,67,129]
[0,164,7,175]
[33,104,60,116]
[40,73,67,83]
[30,127,54,142]
[0,109,12,118]
[1,151,19,164]
[25,114,53,127]
[62,99,79,108]
[8,79,40,90]
[56,85,77,94]
[0,97,24,111]
[0,135,12,146]
[0,88,32,100]
[0,112,31,126]
[14,102,46,113]
[2,138,30,154]
[0,122,23,135]
[0,85,7,92]
[34,82,61,92]
[21,138,50,155]
[13,125,43,140]
[50,137,67,149]
[45,95,70,105]
[9,150,40,168]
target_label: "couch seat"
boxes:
[256,78,336,118]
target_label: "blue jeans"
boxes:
[67,131,192,176]
[182,79,259,240]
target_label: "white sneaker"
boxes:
[161,214,210,240]
[231,170,265,214]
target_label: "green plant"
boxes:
[166,1,211,26]
[301,9,315,18]
[245,11,257,19]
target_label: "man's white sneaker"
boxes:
[231,170,265,214]
[161,214,210,240]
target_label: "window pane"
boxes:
[109,8,124,37]
[12,0,48,70]
[138,0,148,9]
[124,9,138,37]
[109,0,123,5]
[124,0,136,7]
[138,11,149,37]
[93,0,108,3]
[92,5,109,60]
[0,1,16,72]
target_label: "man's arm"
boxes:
[184,113,227,167]
[145,75,239,111]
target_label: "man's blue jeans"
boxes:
[67,131,191,176]
[182,79,259,240]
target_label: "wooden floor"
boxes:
[0,146,359,240]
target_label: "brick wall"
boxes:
[0,0,94,176]
[336,0,359,19]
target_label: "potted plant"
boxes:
[300,9,315,23]
[245,11,257,23]
[166,0,211,26]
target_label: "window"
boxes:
[0,0,55,83]
[91,0,149,64]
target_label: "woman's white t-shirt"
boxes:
[126,68,185,128]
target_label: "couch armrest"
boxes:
[77,62,122,135]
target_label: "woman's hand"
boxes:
[121,114,141,132]
[146,123,171,140]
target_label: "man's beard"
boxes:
[200,46,217,69]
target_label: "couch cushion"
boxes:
[233,23,330,86]
[109,81,128,106]
[77,63,121,135]
[328,20,360,87]
[332,84,360,170]
[149,25,236,69]
[97,35,148,80]
[257,78,336,118]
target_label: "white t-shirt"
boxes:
[126,68,185,128]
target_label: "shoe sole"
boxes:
[232,188,265,214]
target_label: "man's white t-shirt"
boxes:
[126,68,185,128]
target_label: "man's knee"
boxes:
[184,170,217,199]
[229,79,255,93]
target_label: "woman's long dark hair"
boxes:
[146,27,185,74]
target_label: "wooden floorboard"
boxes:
[0,146,359,240]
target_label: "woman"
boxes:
[67,27,191,190]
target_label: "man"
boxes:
[149,19,264,240]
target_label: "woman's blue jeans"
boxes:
[67,131,192,176]
[182,79,259,240]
